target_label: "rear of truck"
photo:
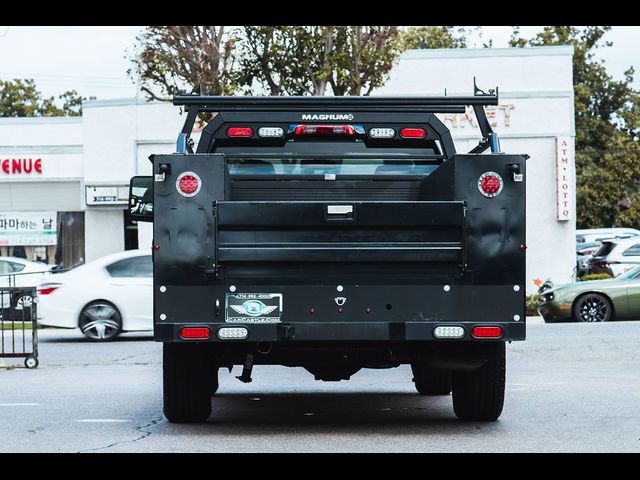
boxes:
[130,91,526,423]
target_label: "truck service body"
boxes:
[129,87,526,423]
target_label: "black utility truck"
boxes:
[129,85,526,423]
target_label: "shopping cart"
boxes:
[0,286,39,368]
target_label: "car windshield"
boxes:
[593,241,616,257]
[619,266,640,279]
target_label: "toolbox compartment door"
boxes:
[217,201,465,264]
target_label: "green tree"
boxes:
[236,26,401,96]
[510,26,640,228]
[399,26,474,50]
[0,79,87,117]
[134,26,473,99]
[236,26,334,96]
[129,26,239,100]
[330,26,402,96]
[577,136,640,227]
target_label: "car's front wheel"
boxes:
[9,293,33,321]
[79,301,122,341]
[574,293,612,322]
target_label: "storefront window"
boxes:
[0,211,85,270]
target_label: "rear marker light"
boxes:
[180,326,212,340]
[369,128,395,138]
[217,327,249,340]
[176,171,201,198]
[258,127,284,138]
[227,127,253,137]
[433,326,465,339]
[471,326,503,338]
[294,125,356,136]
[400,127,426,138]
[478,171,504,198]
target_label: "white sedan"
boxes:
[37,250,152,341]
[1,256,52,309]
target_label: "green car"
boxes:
[538,267,640,322]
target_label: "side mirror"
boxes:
[129,176,153,222]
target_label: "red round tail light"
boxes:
[478,171,504,198]
[176,171,202,197]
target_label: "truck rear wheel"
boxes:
[452,342,505,421]
[163,343,218,423]
[411,363,452,395]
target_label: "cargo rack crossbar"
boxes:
[172,80,501,156]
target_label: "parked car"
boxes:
[539,266,640,322]
[576,241,602,257]
[587,237,640,277]
[0,257,52,310]
[576,241,603,277]
[576,228,640,244]
[37,250,152,341]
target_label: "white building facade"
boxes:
[0,46,575,291]
[378,46,576,291]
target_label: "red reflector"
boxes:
[37,286,59,295]
[180,327,212,340]
[178,175,199,194]
[400,128,426,138]
[294,125,355,136]
[471,326,503,338]
[227,127,253,137]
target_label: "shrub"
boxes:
[525,294,542,316]
[578,273,613,281]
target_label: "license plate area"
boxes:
[225,293,282,323]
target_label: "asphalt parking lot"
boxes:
[1,317,639,452]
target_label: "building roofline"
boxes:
[401,45,574,60]
[0,117,83,125]
[82,97,171,108]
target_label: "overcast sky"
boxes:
[1,26,639,101]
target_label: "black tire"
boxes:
[573,293,613,322]
[78,301,122,341]
[452,342,505,421]
[163,343,218,423]
[411,363,452,395]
